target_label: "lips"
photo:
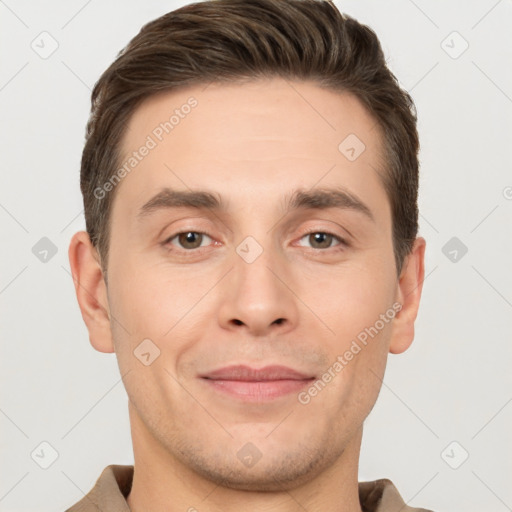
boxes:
[201,364,313,381]
[199,365,315,401]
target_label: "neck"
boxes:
[126,401,363,512]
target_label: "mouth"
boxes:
[199,365,316,401]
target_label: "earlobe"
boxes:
[68,230,115,353]
[389,237,426,355]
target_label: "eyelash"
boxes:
[162,228,348,253]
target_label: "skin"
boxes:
[69,77,425,512]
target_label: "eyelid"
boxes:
[160,216,216,240]
[163,230,215,248]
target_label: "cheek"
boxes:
[109,258,206,338]
[301,255,396,401]
[306,258,396,347]
[107,257,217,384]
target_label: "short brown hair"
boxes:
[80,0,419,276]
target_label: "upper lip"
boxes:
[200,365,314,381]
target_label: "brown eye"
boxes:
[166,231,212,250]
[297,231,346,250]
[308,232,334,249]
[179,232,202,249]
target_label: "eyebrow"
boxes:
[136,186,374,222]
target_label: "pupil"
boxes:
[180,232,201,248]
[312,233,330,248]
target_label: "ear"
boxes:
[389,237,426,355]
[68,230,114,353]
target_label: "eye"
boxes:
[296,231,347,250]
[164,231,213,250]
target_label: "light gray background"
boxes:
[1,1,511,511]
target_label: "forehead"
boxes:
[112,78,388,222]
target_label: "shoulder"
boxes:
[64,464,134,512]
[359,478,435,512]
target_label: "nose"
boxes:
[216,243,300,337]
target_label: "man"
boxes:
[67,0,430,510]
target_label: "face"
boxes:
[74,77,423,491]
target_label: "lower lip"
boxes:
[202,378,314,401]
